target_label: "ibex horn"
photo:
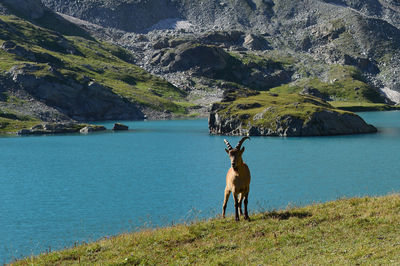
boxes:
[235,136,250,149]
[224,139,233,151]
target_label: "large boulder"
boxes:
[112,123,129,130]
[156,43,231,76]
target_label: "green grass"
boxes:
[0,110,40,133]
[270,65,384,103]
[331,101,400,112]
[13,194,400,265]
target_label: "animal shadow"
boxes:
[263,210,312,220]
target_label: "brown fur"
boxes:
[222,138,251,221]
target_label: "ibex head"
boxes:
[224,136,250,170]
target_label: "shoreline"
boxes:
[2,104,399,136]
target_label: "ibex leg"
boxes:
[233,193,240,221]
[243,192,250,221]
[222,188,230,218]
[238,193,243,216]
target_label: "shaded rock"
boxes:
[1,41,36,61]
[112,123,129,130]
[3,0,46,20]
[343,54,380,74]
[7,65,145,121]
[160,43,231,76]
[153,38,169,49]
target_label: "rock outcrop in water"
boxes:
[112,123,129,130]
[209,92,377,137]
[209,109,377,137]
[17,123,106,135]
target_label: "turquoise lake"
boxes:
[1,111,400,262]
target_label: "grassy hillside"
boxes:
[0,15,189,108]
[269,65,384,103]
[0,14,192,133]
[13,194,400,265]
[0,109,40,133]
[225,51,393,112]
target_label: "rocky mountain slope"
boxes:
[0,0,194,133]
[40,0,400,105]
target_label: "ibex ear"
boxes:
[240,147,245,153]
[225,148,229,154]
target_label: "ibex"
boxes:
[222,136,251,221]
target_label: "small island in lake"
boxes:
[209,90,377,137]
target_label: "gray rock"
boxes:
[80,125,106,133]
[243,34,270,51]
[201,31,244,45]
[158,43,230,75]
[112,123,129,130]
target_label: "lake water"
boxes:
[1,111,400,262]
